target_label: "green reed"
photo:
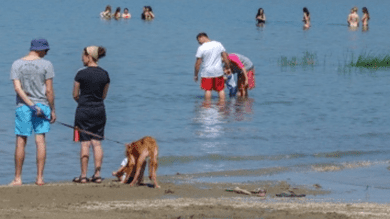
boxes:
[349,53,390,69]
[278,51,317,68]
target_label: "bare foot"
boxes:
[112,171,117,177]
[36,178,45,186]
[9,180,22,186]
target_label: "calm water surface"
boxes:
[0,0,390,196]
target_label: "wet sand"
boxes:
[1,173,389,219]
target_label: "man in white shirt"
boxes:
[194,33,230,101]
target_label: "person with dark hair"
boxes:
[113,7,121,19]
[72,46,110,184]
[122,8,131,19]
[303,7,310,28]
[9,39,56,186]
[100,5,112,19]
[141,6,154,20]
[362,7,370,26]
[347,7,359,27]
[256,8,266,24]
[194,33,230,101]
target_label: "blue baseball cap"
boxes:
[30,39,50,51]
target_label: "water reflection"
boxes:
[193,100,225,139]
[362,26,369,32]
[193,98,255,138]
[348,26,359,32]
[256,23,265,29]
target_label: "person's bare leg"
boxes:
[218,90,226,101]
[80,141,91,179]
[91,139,103,179]
[12,135,27,185]
[237,76,245,97]
[249,68,256,90]
[204,90,212,101]
[35,134,46,185]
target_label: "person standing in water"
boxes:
[302,7,310,28]
[347,7,359,27]
[122,8,131,19]
[10,39,56,186]
[256,8,266,25]
[141,6,155,20]
[113,7,121,19]
[100,5,112,19]
[194,32,230,101]
[361,7,370,27]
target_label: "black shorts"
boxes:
[74,106,106,141]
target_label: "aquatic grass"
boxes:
[338,52,390,74]
[350,53,390,69]
[278,51,318,70]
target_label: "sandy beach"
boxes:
[1,173,389,219]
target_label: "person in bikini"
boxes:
[113,7,121,19]
[100,5,112,19]
[361,7,370,27]
[256,8,266,25]
[142,6,155,20]
[302,7,310,29]
[347,7,359,27]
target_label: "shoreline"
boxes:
[1,174,389,219]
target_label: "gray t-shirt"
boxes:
[233,53,254,71]
[10,59,55,107]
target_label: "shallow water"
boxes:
[0,0,389,201]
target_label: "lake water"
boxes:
[1,0,390,203]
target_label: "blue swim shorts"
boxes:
[15,103,51,136]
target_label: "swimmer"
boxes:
[302,7,310,28]
[361,7,370,27]
[122,8,131,19]
[256,8,266,25]
[113,7,121,19]
[347,7,359,27]
[142,6,155,20]
[100,5,112,19]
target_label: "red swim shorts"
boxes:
[201,76,225,91]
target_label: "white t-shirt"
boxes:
[195,41,226,78]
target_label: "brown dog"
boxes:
[122,136,160,188]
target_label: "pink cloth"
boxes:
[228,54,244,68]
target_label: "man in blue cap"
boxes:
[9,39,56,186]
